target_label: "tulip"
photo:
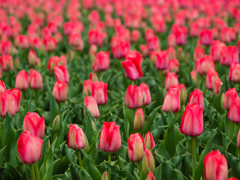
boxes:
[169,59,179,74]
[177,84,187,105]
[213,78,223,96]
[0,55,14,71]
[144,132,155,150]
[112,39,130,59]
[140,45,148,57]
[6,88,21,113]
[237,129,240,149]
[146,172,155,180]
[165,72,178,90]
[68,124,86,150]
[84,96,100,118]
[54,66,70,83]
[140,83,151,106]
[189,89,204,109]
[98,122,121,153]
[15,70,28,90]
[52,115,60,132]
[124,85,143,109]
[200,29,212,46]
[29,69,43,90]
[0,91,16,117]
[43,36,57,52]
[210,41,226,62]
[154,51,169,70]
[83,79,93,96]
[0,40,12,55]
[91,81,108,105]
[131,30,140,42]
[227,178,238,180]
[162,85,180,113]
[101,171,108,180]
[15,35,29,49]
[126,51,143,65]
[47,56,67,72]
[174,27,186,45]
[229,63,240,82]
[194,47,205,61]
[28,50,40,67]
[68,33,84,51]
[147,36,160,52]
[206,69,218,90]
[204,150,228,180]
[134,109,145,131]
[89,73,98,82]
[222,88,238,111]
[195,55,215,75]
[220,46,239,66]
[191,70,198,85]
[52,81,68,102]
[167,46,176,60]
[0,80,6,94]
[128,133,145,162]
[17,132,43,164]
[121,56,143,81]
[92,51,110,72]
[168,34,176,47]
[23,112,45,139]
[228,97,240,123]
[145,29,154,41]
[142,149,155,175]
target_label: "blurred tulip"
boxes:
[191,70,198,85]
[6,88,21,113]
[101,171,108,180]
[174,27,186,45]
[139,83,151,106]
[128,133,145,162]
[0,40,12,55]
[237,129,240,149]
[126,51,143,65]
[194,47,205,61]
[204,150,228,180]
[153,51,169,70]
[112,39,130,59]
[168,34,176,47]
[28,50,40,67]
[167,46,176,60]
[220,46,239,66]
[29,69,43,90]
[142,149,155,175]
[227,178,238,180]
[89,73,98,82]
[229,63,240,82]
[0,55,14,71]
[15,70,28,90]
[178,84,187,104]
[23,112,45,139]
[222,88,238,111]
[134,109,145,131]
[0,91,16,117]
[83,79,93,96]
[206,69,218,90]
[213,78,223,96]
[189,89,204,109]
[145,29,154,41]
[54,66,70,83]
[91,81,108,105]
[195,55,215,76]
[169,59,179,73]
[140,45,148,57]
[68,124,86,150]
[47,56,67,72]
[92,51,110,72]
[147,36,160,52]
[0,80,6,94]
[131,30,140,42]
[43,36,57,52]
[210,41,226,62]
[98,122,121,153]
[15,35,29,49]
[52,115,60,133]
[17,132,43,164]
[68,33,84,51]
[162,85,180,113]
[165,72,178,90]
[180,103,203,137]
[124,85,143,109]
[200,29,212,46]
[146,172,155,180]
[228,97,240,123]
[144,132,155,150]
[84,96,100,118]
[52,81,68,102]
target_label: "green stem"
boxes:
[108,153,111,180]
[78,150,82,167]
[230,121,233,139]
[35,162,40,180]
[30,164,36,180]
[192,137,196,177]
[159,70,164,90]
[138,161,141,176]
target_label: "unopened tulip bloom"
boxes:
[121,56,143,81]
[144,132,155,150]
[167,46,176,60]
[140,45,148,57]
[200,29,212,46]
[229,63,240,82]
[220,46,239,66]
[139,83,151,106]
[191,70,198,85]
[84,96,100,118]
[17,132,43,164]
[23,112,45,139]
[195,55,215,76]
[6,88,21,113]
[210,41,226,62]
[0,80,6,94]
[146,172,155,180]
[204,150,228,180]
[28,50,40,67]
[43,36,57,52]
[128,133,145,162]
[0,91,16,117]
[189,89,204,109]
[91,81,108,105]
[222,88,238,111]
[162,85,180,113]
[68,124,86,150]
[83,79,93,96]
[169,59,179,73]
[68,33,84,51]
[194,47,205,61]
[213,78,223,96]
[15,70,28,90]
[206,69,218,90]
[98,122,121,153]
[54,66,70,83]
[174,27,186,45]
[177,84,187,104]
[0,55,14,71]
[101,171,108,180]
[228,97,240,123]
[47,56,67,72]
[89,73,98,82]
[165,72,178,90]
[126,51,143,65]
[131,30,141,42]
[52,81,68,102]
[147,36,160,52]
[134,109,145,131]
[237,129,240,149]
[92,51,110,72]
[125,85,143,109]
[29,69,43,90]
[142,149,155,175]
[15,35,29,49]
[180,103,203,136]
[154,51,169,70]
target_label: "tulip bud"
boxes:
[165,72,178,90]
[0,55,14,71]
[23,112,45,139]
[17,132,43,164]
[84,96,100,118]
[15,70,28,90]
[92,51,110,72]
[83,134,89,152]
[139,83,151,106]
[121,56,143,80]
[6,88,21,113]
[91,81,108,105]
[68,124,86,150]
[206,69,218,90]
[200,29,213,46]
[128,133,145,162]
[195,55,215,76]
[124,85,143,109]
[189,89,204,109]
[191,70,198,85]
[142,149,155,175]
[98,122,121,153]
[0,91,16,117]
[89,73,98,82]
[43,36,57,52]
[0,80,6,94]
[179,84,187,104]
[29,69,43,90]
[101,171,108,180]
[146,172,155,180]
[204,150,228,180]
[228,97,240,123]
[237,129,240,149]
[154,51,169,70]
[52,115,60,132]
[28,50,40,67]
[144,132,155,150]
[54,66,70,83]
[213,78,223,96]
[52,81,68,102]
[222,88,238,111]
[169,59,179,74]
[134,109,145,131]
[229,63,240,82]
[180,103,203,137]
[162,85,180,113]
[194,47,205,61]
[167,46,176,60]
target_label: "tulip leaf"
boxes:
[84,107,95,144]
[226,152,240,178]
[47,85,60,125]
[155,164,163,180]
[70,163,93,180]
[162,162,188,180]
[0,163,21,180]
[42,159,60,180]
[123,106,134,139]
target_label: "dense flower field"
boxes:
[0,0,240,179]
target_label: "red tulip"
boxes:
[213,78,223,96]
[162,85,180,113]
[15,70,28,90]
[83,79,93,96]
[29,69,43,90]
[68,124,86,150]
[54,66,70,83]
[220,46,239,66]
[237,129,240,149]
[0,40,12,55]
[92,51,110,72]
[147,36,160,52]
[68,33,84,51]
[200,29,212,46]
[229,63,240,82]
[228,97,240,123]
[139,83,151,106]
[126,51,143,65]
[17,132,43,164]
[131,30,140,42]
[128,133,145,162]
[43,36,57,52]
[52,81,68,102]
[194,47,205,61]
[180,103,203,137]
[191,70,198,85]
[98,122,121,153]
[124,85,143,109]
[6,88,21,113]
[153,50,169,70]
[174,27,186,45]
[206,69,218,90]
[112,39,130,59]
[91,81,108,105]
[169,59,179,73]
[0,80,6,94]
[210,41,226,62]
[146,172,155,180]
[28,50,40,67]
[189,89,204,109]
[23,112,45,139]
[47,55,67,72]
[0,91,16,117]
[134,109,145,131]
[222,88,238,111]
[84,96,100,118]
[204,150,228,180]
[0,55,14,71]
[195,55,215,76]
[15,35,29,49]
[144,132,155,150]
[165,72,178,90]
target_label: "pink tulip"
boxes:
[142,149,155,175]
[144,132,155,150]
[174,27,186,45]
[91,81,108,105]
[124,85,143,109]
[128,133,145,162]
[0,55,14,71]
[52,81,68,102]
[167,46,176,60]
[204,150,228,180]
[84,96,100,118]
[68,124,86,150]
[147,36,160,52]
[92,51,110,72]
[206,69,218,90]
[6,88,21,113]
[0,91,16,117]
[146,172,155,180]
[195,55,215,75]
[15,70,28,90]
[191,70,198,85]
[229,63,240,82]
[0,80,6,94]
[180,103,203,137]
[165,72,178,90]
[15,35,29,49]
[220,46,239,66]
[54,66,70,83]
[189,89,204,109]
[89,73,98,82]
[125,51,143,65]
[169,59,179,73]
[131,30,140,42]
[83,79,93,96]
[213,78,223,96]
[139,83,151,106]
[194,47,205,61]
[210,41,226,62]
[237,129,240,149]
[43,36,57,52]
[17,132,43,164]
[23,112,45,139]
[228,97,240,123]
[154,51,169,70]
[0,40,12,55]
[29,69,43,90]
[28,50,40,67]
[200,29,212,46]
[47,55,67,72]
[222,88,238,111]
[162,85,180,113]
[98,122,121,153]
[134,109,145,131]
